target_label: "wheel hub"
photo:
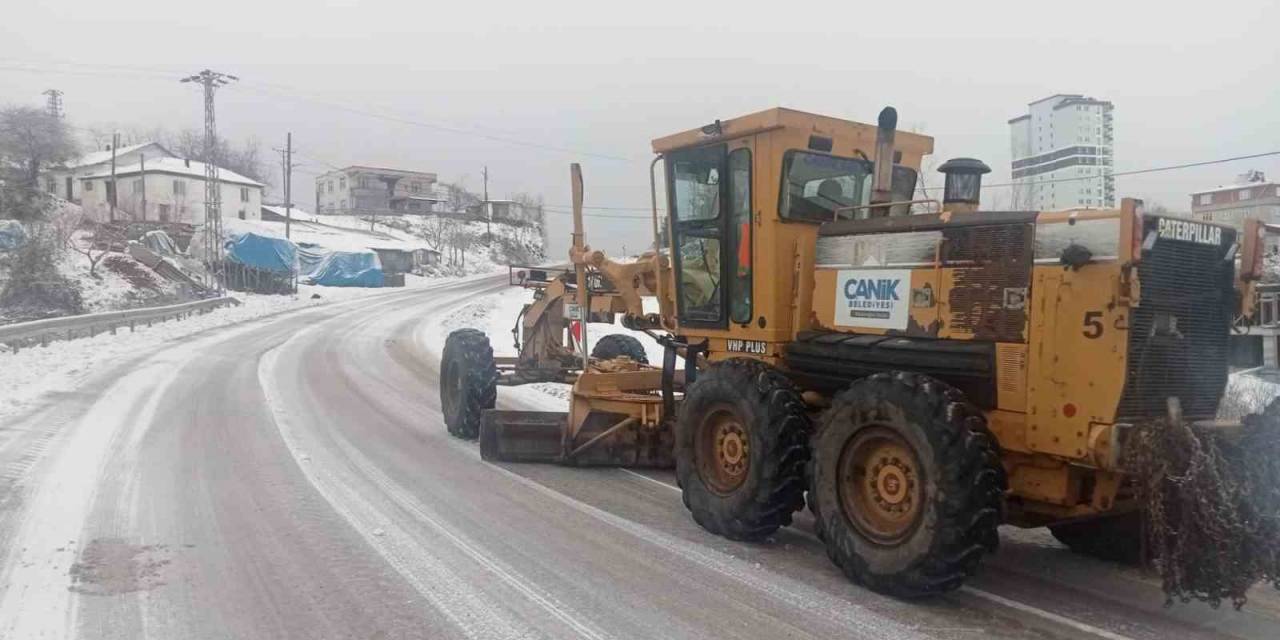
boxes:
[838,427,924,545]
[697,407,751,495]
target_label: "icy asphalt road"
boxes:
[2,275,1280,640]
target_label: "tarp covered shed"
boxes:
[224,232,298,294]
[304,250,383,287]
[0,220,28,251]
[139,229,180,256]
[296,243,328,276]
[226,232,298,274]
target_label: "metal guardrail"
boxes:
[0,296,241,353]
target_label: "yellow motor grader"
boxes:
[440,106,1280,599]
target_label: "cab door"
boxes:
[666,141,753,333]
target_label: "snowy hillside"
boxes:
[244,210,545,278]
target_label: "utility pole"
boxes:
[181,69,238,295]
[482,165,491,240]
[109,132,119,222]
[274,133,296,239]
[140,153,147,221]
[285,132,292,240]
[42,89,64,119]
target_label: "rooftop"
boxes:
[320,165,438,179]
[80,156,264,187]
[1191,181,1277,196]
[64,142,174,168]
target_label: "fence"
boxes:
[0,296,240,353]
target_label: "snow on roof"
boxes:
[1192,181,1278,195]
[66,142,173,168]
[80,156,264,187]
[262,204,313,218]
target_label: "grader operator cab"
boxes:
[440,106,1280,600]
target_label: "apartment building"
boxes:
[1009,94,1114,211]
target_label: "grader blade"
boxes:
[479,408,675,468]
[479,410,569,463]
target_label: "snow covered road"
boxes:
[2,275,1280,639]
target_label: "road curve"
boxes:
[2,275,1279,640]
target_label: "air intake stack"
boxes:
[937,157,991,214]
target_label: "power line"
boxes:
[923,150,1280,191]
[540,206,653,220]
[0,59,639,163]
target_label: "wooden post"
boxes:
[140,153,147,221]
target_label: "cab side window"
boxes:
[728,148,752,324]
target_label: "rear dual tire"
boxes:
[809,372,1005,598]
[440,329,498,440]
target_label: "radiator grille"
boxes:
[1116,217,1235,419]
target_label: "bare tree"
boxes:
[421,212,450,252]
[0,106,78,220]
[159,128,271,187]
[444,182,480,214]
[51,204,111,277]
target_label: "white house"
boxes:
[78,157,263,224]
[44,142,176,203]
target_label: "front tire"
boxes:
[809,372,1005,598]
[440,329,498,440]
[591,333,648,364]
[676,359,810,541]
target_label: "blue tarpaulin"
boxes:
[296,243,328,277]
[225,232,298,275]
[304,250,383,287]
[0,220,28,251]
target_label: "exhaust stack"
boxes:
[870,106,898,208]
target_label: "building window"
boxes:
[240,187,250,202]
[133,179,143,194]
[46,178,57,194]
[328,181,334,193]
[339,177,346,190]
[174,180,186,195]
[238,210,246,219]
[1198,193,1212,205]
[158,204,171,221]
[84,180,94,192]
[359,177,372,189]
[1240,188,1253,201]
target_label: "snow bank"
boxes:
[418,286,668,411]
[0,283,395,424]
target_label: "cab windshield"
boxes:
[779,151,872,222]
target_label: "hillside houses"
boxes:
[78,157,263,223]
[44,141,174,203]
[42,142,263,224]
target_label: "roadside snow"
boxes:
[418,286,668,411]
[0,283,400,425]
[1221,368,1280,419]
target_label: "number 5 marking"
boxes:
[1082,311,1104,339]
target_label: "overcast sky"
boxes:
[3,0,1278,256]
